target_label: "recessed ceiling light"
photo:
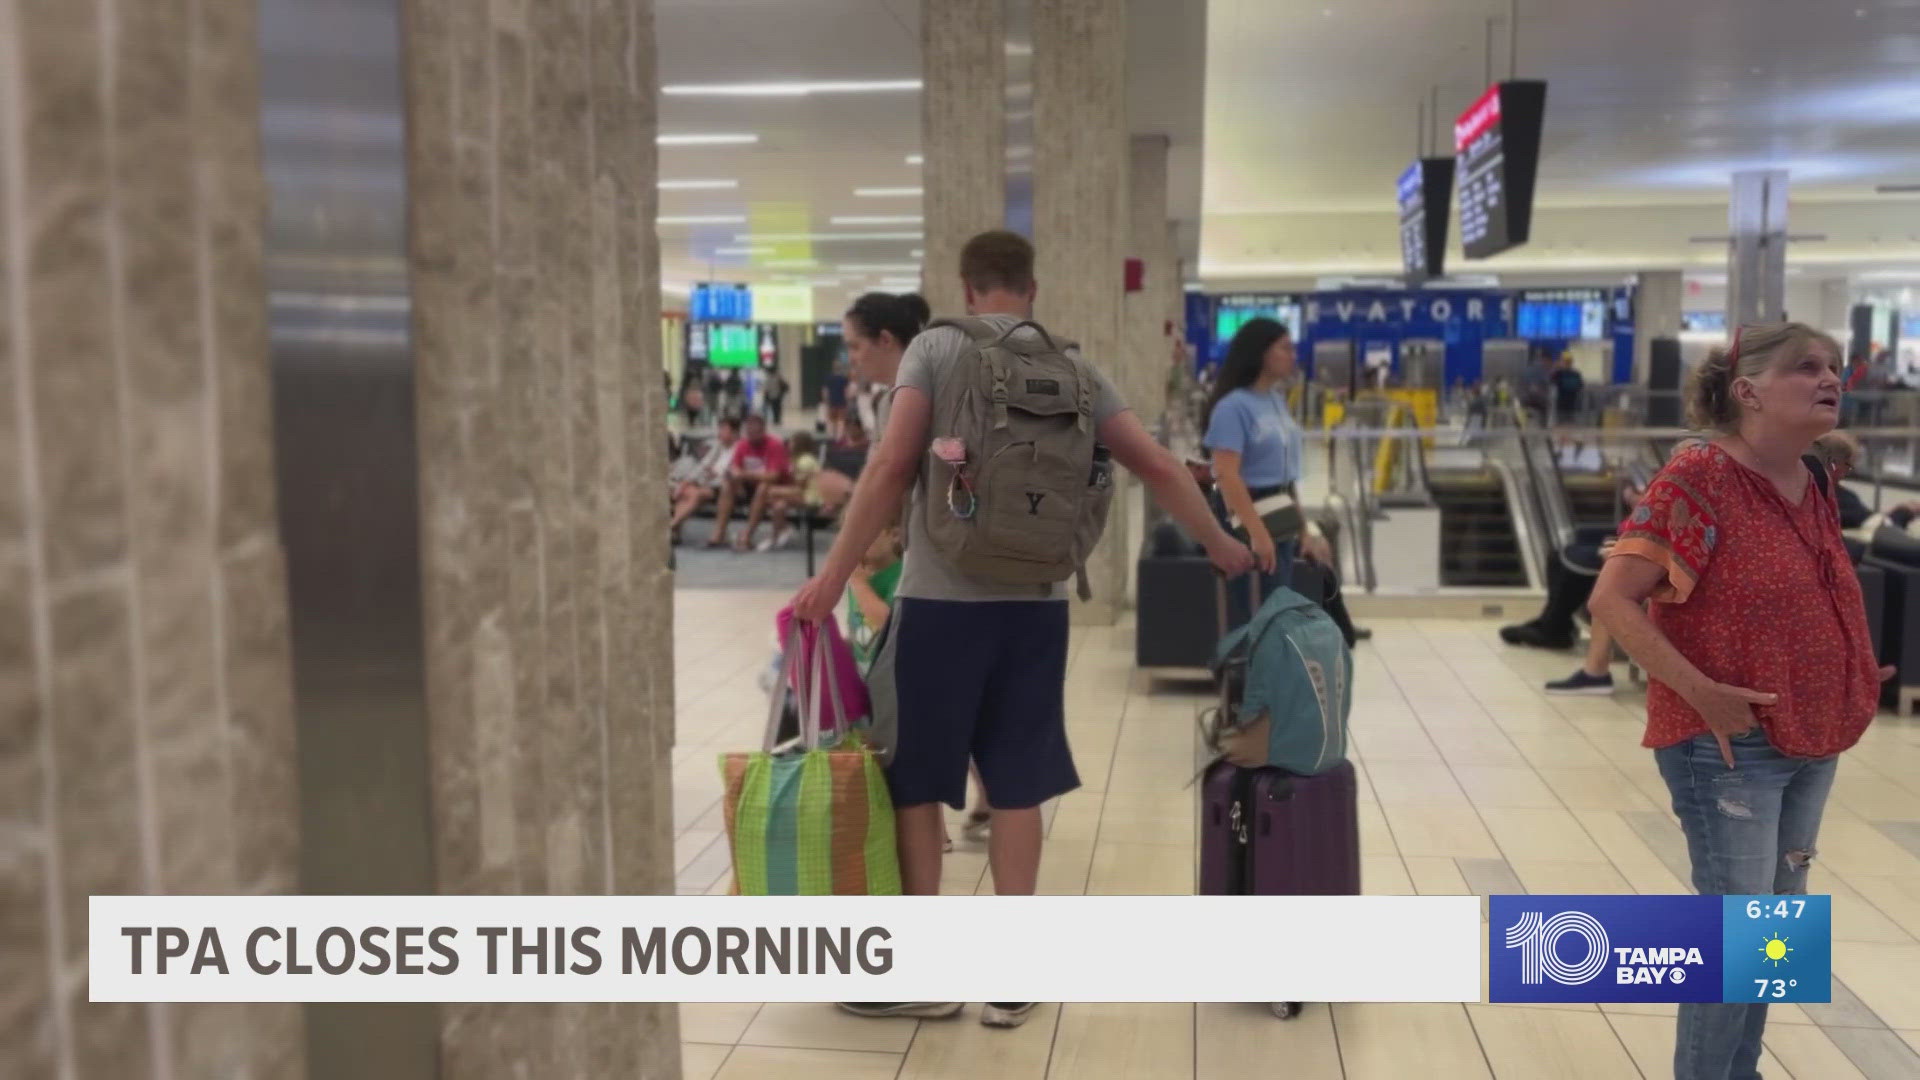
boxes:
[910,249,924,258]
[656,133,759,146]
[854,187,924,197]
[906,154,924,166]
[659,179,739,190]
[709,245,772,256]
[739,231,924,242]
[657,214,747,225]
[663,80,921,97]
[829,215,924,225]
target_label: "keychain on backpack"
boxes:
[933,437,977,519]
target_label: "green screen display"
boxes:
[708,324,760,368]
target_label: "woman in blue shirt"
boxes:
[1203,318,1331,612]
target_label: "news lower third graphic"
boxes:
[1489,895,1832,1005]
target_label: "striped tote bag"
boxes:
[719,624,901,896]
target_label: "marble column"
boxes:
[1633,270,1683,385]
[920,0,1006,317]
[403,0,678,1076]
[1032,0,1129,624]
[0,0,305,1076]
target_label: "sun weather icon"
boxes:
[1759,933,1792,968]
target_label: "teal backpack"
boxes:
[1205,586,1352,775]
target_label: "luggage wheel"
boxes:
[1268,1002,1302,1020]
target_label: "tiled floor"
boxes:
[669,588,1920,1079]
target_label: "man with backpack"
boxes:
[789,230,1252,1027]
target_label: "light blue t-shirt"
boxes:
[1203,387,1303,490]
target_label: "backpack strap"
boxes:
[925,316,1000,341]
[928,317,1017,429]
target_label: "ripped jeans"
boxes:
[1654,728,1838,1080]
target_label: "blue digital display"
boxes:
[691,283,752,323]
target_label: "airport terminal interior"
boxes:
[8,0,1920,1078]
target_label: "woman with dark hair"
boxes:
[1203,318,1332,625]
[818,293,926,514]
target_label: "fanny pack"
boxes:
[1228,487,1305,543]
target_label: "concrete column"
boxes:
[1727,169,1789,326]
[1633,270,1683,385]
[1033,0,1128,623]
[1125,135,1178,426]
[0,0,304,1075]
[404,0,678,1076]
[920,0,1006,317]
[1120,135,1178,607]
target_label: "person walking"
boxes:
[1588,322,1892,1080]
[788,230,1251,1028]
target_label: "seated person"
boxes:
[708,413,790,551]
[1503,473,1651,651]
[814,413,869,516]
[668,417,738,545]
[754,432,822,551]
[1542,538,1625,694]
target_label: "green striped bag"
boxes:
[718,626,901,896]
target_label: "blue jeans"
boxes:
[1654,729,1838,1080]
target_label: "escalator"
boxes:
[1428,468,1530,587]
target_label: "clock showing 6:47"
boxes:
[1721,895,1831,1004]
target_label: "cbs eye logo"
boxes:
[1504,911,1610,986]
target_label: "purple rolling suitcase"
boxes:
[1197,570,1361,1020]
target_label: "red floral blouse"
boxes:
[1610,442,1879,758]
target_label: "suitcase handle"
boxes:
[1214,571,1265,639]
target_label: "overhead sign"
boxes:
[1398,158,1457,282]
[749,283,814,324]
[1454,80,1548,260]
[690,283,751,323]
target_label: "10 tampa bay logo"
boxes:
[1487,895,1727,1004]
[1504,911,1705,986]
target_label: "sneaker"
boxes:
[962,810,992,843]
[1545,669,1615,696]
[1500,622,1577,651]
[837,1002,963,1019]
[981,1002,1038,1028]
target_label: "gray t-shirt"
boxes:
[884,315,1129,602]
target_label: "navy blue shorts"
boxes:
[883,598,1078,811]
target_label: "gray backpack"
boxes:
[918,316,1114,598]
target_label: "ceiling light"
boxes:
[657,214,747,226]
[709,245,773,256]
[855,187,923,197]
[910,249,924,258]
[659,179,739,190]
[835,263,921,273]
[763,258,821,269]
[663,79,921,97]
[906,154,924,166]
[741,231,923,242]
[656,133,758,146]
[829,215,923,225]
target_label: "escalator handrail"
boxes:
[1486,456,1548,591]
[1504,431,1563,585]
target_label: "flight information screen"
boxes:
[1398,158,1456,282]
[1454,81,1548,260]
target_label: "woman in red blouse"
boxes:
[1590,322,1892,1080]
